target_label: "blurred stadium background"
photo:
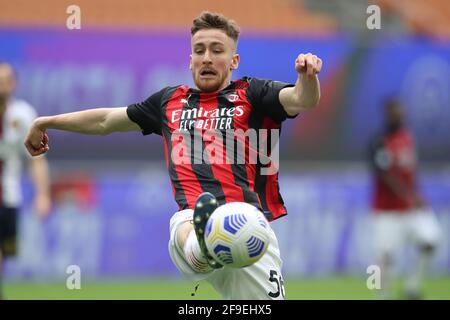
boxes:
[1,0,449,299]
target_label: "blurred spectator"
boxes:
[50,173,100,277]
[0,62,51,299]
[51,172,96,210]
[369,98,442,299]
[15,172,100,280]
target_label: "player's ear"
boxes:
[189,54,193,70]
[230,54,240,70]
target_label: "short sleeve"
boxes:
[20,104,38,130]
[246,78,296,123]
[6,100,39,159]
[126,88,166,136]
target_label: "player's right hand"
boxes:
[24,119,50,156]
[295,53,322,76]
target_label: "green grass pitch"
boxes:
[4,276,450,300]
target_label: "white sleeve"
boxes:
[12,101,40,159]
[19,101,38,130]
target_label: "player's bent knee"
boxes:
[183,230,213,274]
[168,209,214,279]
[176,220,194,250]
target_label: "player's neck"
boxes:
[386,124,403,134]
[216,76,233,92]
[195,81,233,93]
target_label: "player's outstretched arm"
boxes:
[279,53,322,116]
[24,107,140,156]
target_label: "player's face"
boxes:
[0,64,15,103]
[190,29,239,92]
[386,103,404,130]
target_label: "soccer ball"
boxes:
[204,202,270,268]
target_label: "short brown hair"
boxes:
[191,11,240,43]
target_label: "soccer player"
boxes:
[24,12,322,299]
[369,98,442,299]
[0,62,51,299]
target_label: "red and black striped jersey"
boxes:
[127,77,297,221]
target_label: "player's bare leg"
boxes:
[175,192,223,273]
[176,221,213,273]
[379,252,394,300]
[405,243,435,299]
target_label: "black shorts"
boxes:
[0,206,18,257]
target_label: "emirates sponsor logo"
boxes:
[171,105,245,131]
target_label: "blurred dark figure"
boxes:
[369,98,442,299]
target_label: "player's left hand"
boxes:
[295,53,322,76]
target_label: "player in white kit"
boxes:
[0,62,51,299]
